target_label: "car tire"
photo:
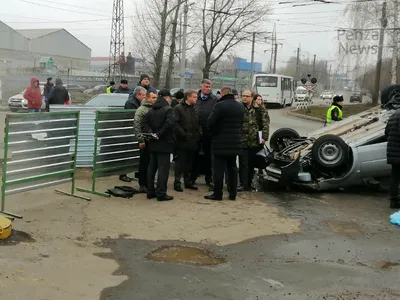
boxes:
[9,108,18,112]
[311,134,349,169]
[381,84,400,105]
[270,128,301,151]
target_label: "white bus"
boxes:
[252,74,295,108]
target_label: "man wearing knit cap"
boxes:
[138,74,157,92]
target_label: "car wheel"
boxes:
[311,134,349,169]
[380,84,400,105]
[269,128,301,151]
[9,108,19,112]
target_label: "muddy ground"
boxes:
[0,173,399,300]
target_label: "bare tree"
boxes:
[197,0,269,79]
[165,0,183,89]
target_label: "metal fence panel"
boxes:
[50,105,113,167]
[77,109,140,197]
[1,111,91,219]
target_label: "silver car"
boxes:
[258,106,394,191]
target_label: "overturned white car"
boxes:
[257,86,399,191]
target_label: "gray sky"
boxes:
[1,0,349,70]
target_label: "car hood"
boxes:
[10,93,24,100]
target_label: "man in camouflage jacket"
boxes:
[132,90,158,192]
[238,89,270,191]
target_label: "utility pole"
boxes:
[179,2,189,89]
[108,0,125,81]
[295,47,300,81]
[270,23,276,73]
[328,64,332,91]
[250,31,256,80]
[272,43,278,73]
[312,54,316,76]
[391,0,399,84]
[373,1,387,105]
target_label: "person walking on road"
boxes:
[106,81,116,94]
[173,89,201,192]
[132,90,158,193]
[385,107,400,209]
[23,78,42,113]
[205,87,244,201]
[325,95,344,126]
[47,78,70,106]
[143,89,175,201]
[237,89,269,192]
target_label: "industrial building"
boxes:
[0,21,91,73]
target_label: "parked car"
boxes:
[320,90,334,100]
[8,82,72,112]
[83,85,108,95]
[64,84,86,93]
[350,92,363,103]
[257,86,400,191]
[84,93,129,107]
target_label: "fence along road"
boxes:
[0,111,91,219]
[77,109,140,197]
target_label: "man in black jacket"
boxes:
[143,89,175,201]
[173,89,201,192]
[125,86,146,109]
[385,108,400,209]
[118,86,147,183]
[47,78,69,106]
[205,87,244,201]
[192,79,218,187]
[115,79,131,94]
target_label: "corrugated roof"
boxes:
[16,28,63,39]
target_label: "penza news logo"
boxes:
[337,29,379,55]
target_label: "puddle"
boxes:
[325,220,361,233]
[377,261,400,269]
[0,230,36,246]
[146,245,226,265]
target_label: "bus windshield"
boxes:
[255,76,278,87]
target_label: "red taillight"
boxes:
[64,101,70,105]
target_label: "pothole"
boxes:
[0,230,36,246]
[146,245,226,265]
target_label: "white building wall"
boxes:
[0,22,29,51]
[28,30,91,61]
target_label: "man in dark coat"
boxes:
[48,78,69,106]
[173,89,201,192]
[385,108,400,209]
[115,79,131,94]
[137,74,157,92]
[118,86,147,183]
[205,87,244,201]
[192,79,218,187]
[143,89,175,201]
[124,86,146,109]
[43,77,53,111]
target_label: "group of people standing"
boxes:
[127,76,270,202]
[23,77,70,112]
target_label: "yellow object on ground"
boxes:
[0,215,12,239]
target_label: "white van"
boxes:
[295,86,308,102]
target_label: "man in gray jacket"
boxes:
[132,90,158,192]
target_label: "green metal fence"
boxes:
[1,111,91,219]
[77,109,140,197]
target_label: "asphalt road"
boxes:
[311,90,373,106]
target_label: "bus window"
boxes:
[256,76,278,87]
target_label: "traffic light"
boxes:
[311,78,317,84]
[301,78,307,84]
